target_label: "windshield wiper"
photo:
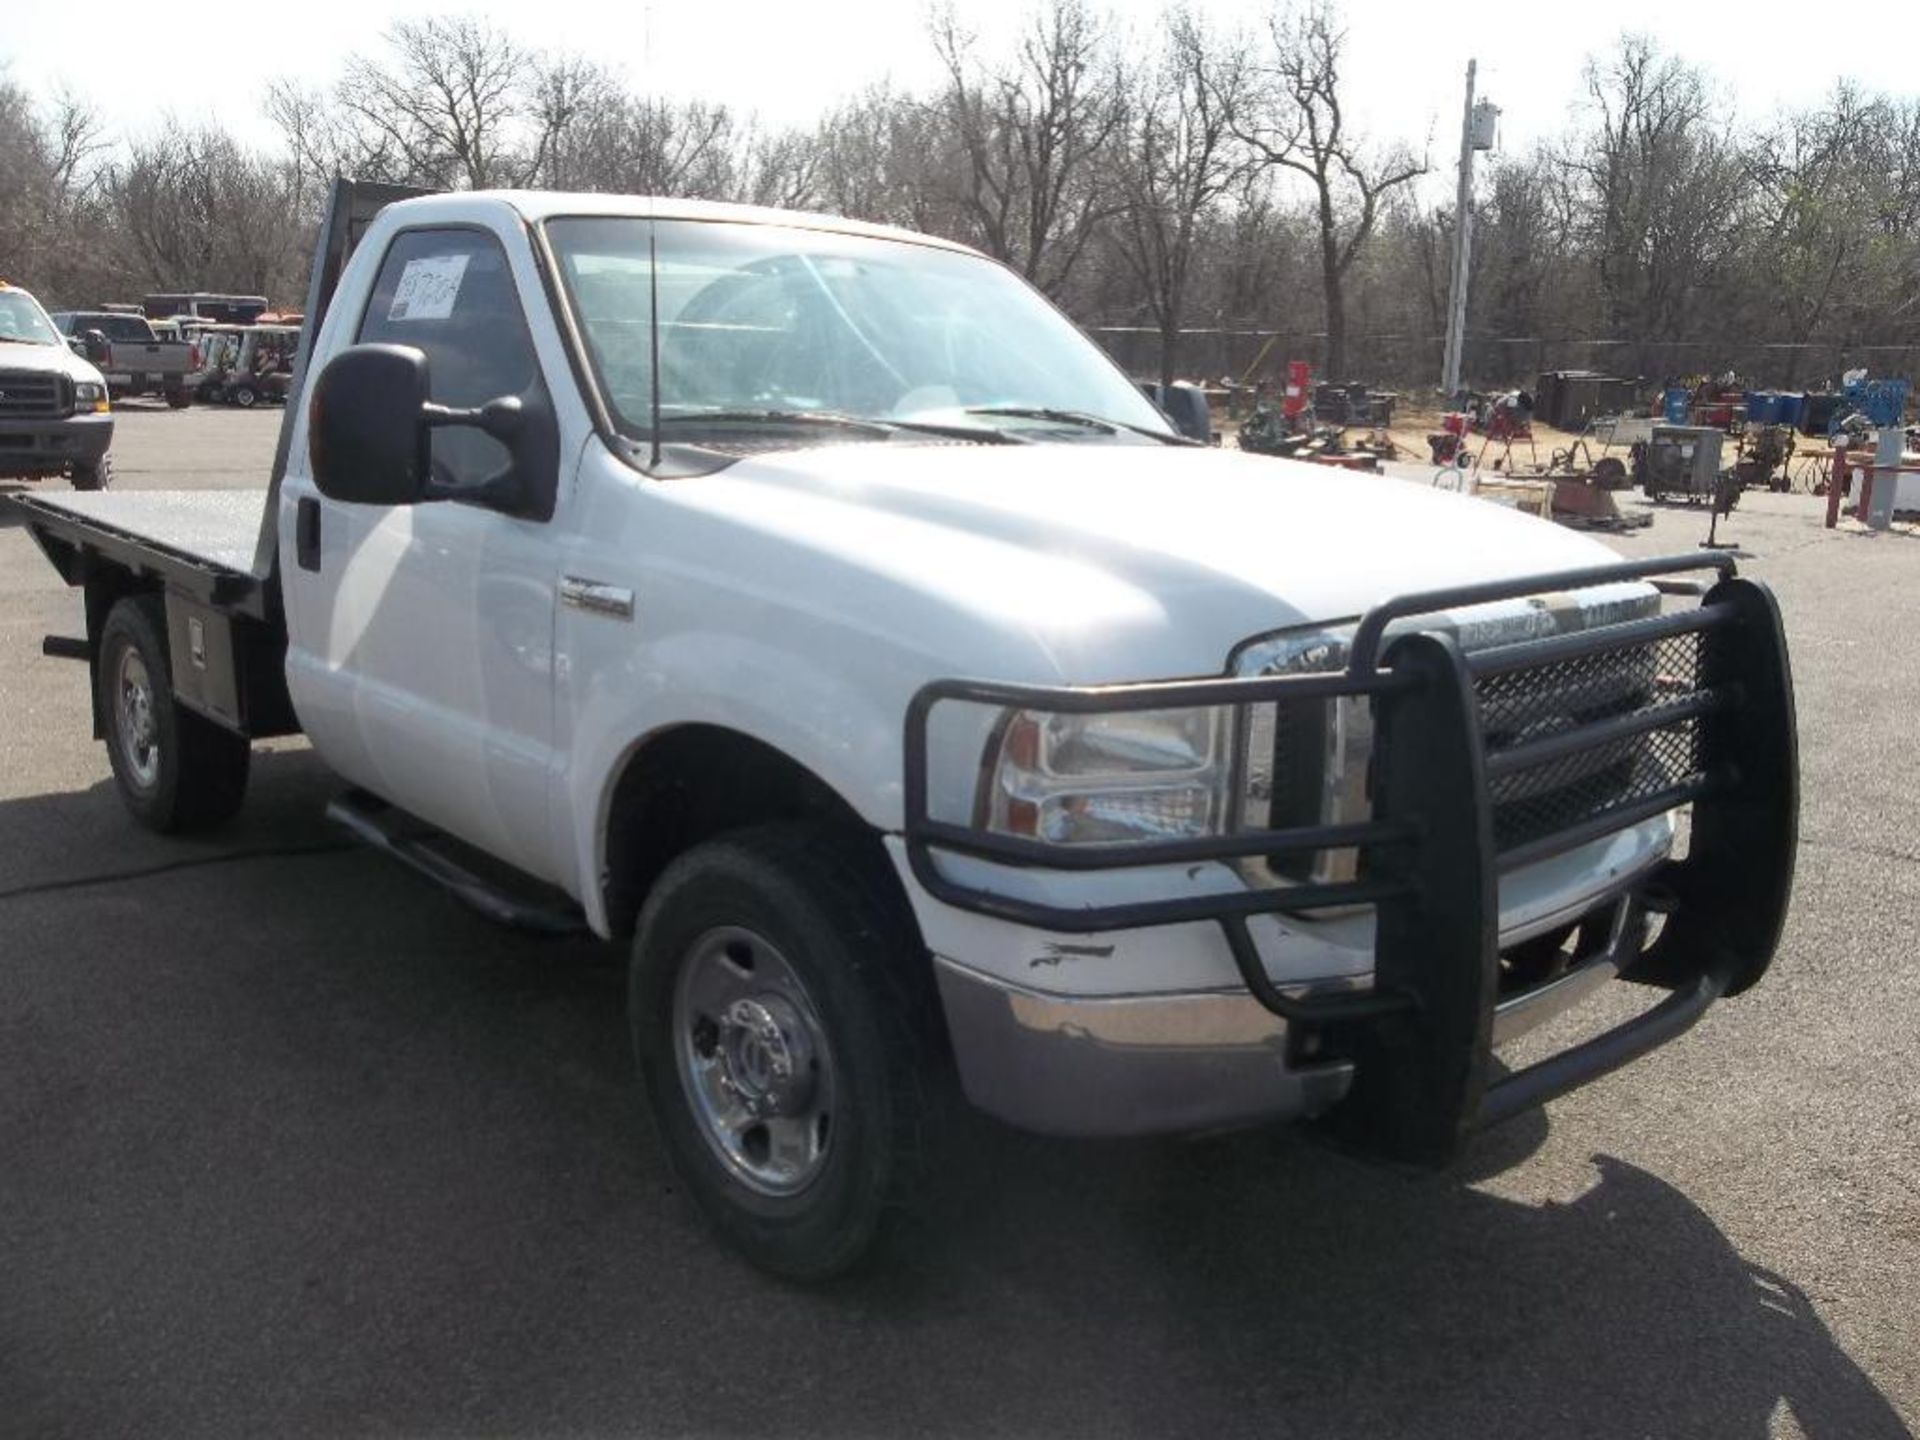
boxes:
[963,405,1199,445]
[0,335,53,345]
[960,407,1198,445]
[660,409,894,435]
[658,409,1027,444]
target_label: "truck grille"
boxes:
[1249,600,1712,881]
[1475,631,1707,855]
[0,371,69,419]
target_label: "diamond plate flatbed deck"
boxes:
[4,487,273,614]
[13,489,268,573]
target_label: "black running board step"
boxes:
[325,791,588,936]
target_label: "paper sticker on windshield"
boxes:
[388,254,470,322]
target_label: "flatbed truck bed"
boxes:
[11,489,269,609]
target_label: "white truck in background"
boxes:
[5,182,1799,1279]
[0,281,116,489]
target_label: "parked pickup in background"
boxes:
[49,310,193,408]
[4,182,1799,1280]
[0,280,115,489]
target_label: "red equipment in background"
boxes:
[1283,360,1311,419]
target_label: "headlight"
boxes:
[1237,624,1370,885]
[981,706,1231,845]
[74,381,109,413]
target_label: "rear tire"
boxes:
[97,597,250,833]
[165,388,191,409]
[231,384,258,409]
[69,455,113,491]
[629,823,938,1280]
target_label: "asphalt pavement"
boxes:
[1,405,1915,1438]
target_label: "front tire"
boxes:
[97,597,250,833]
[231,383,258,408]
[69,455,113,490]
[630,824,937,1280]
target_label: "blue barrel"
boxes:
[1776,392,1805,427]
[1664,387,1690,424]
[1746,392,1769,422]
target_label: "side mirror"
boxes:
[309,344,432,505]
[66,335,87,358]
[82,329,110,363]
[308,342,555,516]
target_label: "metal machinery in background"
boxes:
[1641,425,1734,507]
[1535,371,1639,431]
[1736,424,1798,492]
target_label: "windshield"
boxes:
[0,291,61,346]
[544,216,1173,448]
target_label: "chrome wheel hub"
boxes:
[717,995,817,1119]
[116,648,160,789]
[673,927,837,1197]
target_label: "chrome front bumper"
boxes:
[934,956,1352,1137]
[936,893,1648,1139]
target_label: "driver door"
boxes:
[281,223,564,882]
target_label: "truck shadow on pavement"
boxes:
[0,751,1910,1440]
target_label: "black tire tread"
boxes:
[69,454,112,490]
[97,596,249,834]
[631,821,942,1280]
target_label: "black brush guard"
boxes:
[903,555,1798,1164]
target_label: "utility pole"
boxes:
[1441,61,1496,400]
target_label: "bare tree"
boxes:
[16,10,1920,389]
[1108,9,1248,387]
[1237,2,1426,379]
[0,74,116,302]
[740,128,823,211]
[541,88,741,198]
[929,0,1126,295]
[1563,35,1751,364]
[324,17,556,189]
[810,87,957,233]
[102,123,306,297]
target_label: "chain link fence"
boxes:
[1090,326,1920,395]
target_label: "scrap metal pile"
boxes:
[1234,362,1399,470]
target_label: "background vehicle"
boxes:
[142,292,270,326]
[3,182,1797,1280]
[182,324,296,406]
[0,280,116,489]
[184,325,243,402]
[223,324,300,406]
[49,310,192,407]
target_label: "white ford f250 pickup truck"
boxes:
[7,182,1798,1279]
[0,280,116,489]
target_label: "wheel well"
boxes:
[601,725,883,940]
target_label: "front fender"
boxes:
[563,628,915,935]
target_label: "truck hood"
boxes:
[675,440,1621,682]
[0,339,106,387]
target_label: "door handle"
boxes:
[558,576,634,620]
[296,497,321,571]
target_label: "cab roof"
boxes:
[378,190,983,259]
